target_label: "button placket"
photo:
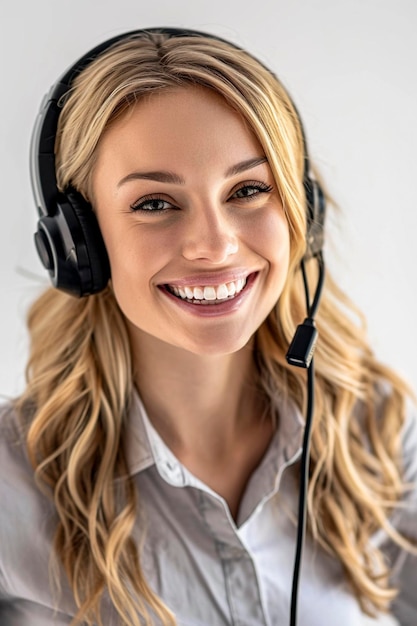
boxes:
[199,492,268,625]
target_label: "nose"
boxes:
[181,204,239,264]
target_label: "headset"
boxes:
[30,27,326,626]
[30,27,325,298]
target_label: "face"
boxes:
[92,86,290,356]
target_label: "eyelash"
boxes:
[232,181,273,200]
[130,181,274,213]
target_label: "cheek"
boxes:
[101,221,171,282]
[248,209,290,269]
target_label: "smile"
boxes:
[166,277,247,305]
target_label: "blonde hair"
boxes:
[18,30,415,624]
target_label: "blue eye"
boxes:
[130,196,174,212]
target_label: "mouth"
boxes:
[164,276,249,305]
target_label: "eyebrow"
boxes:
[117,156,268,188]
[225,156,268,177]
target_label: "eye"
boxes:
[130,195,177,213]
[230,182,273,201]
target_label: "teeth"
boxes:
[168,278,247,302]
[204,286,216,300]
[216,284,229,300]
[226,281,236,296]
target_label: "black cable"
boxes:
[288,253,325,626]
[300,259,310,312]
[289,360,315,626]
[308,252,325,319]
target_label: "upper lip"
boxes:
[161,269,257,288]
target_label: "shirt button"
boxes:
[162,460,185,485]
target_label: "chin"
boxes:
[177,331,256,358]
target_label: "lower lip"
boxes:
[159,273,258,318]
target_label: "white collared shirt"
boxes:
[0,389,416,625]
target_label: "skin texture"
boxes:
[92,86,290,517]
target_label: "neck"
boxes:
[129,327,274,521]
[130,327,264,455]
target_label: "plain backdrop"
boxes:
[1,0,416,398]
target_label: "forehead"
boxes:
[95,86,264,172]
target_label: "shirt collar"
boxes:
[123,389,155,475]
[124,386,304,487]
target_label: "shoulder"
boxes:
[387,392,417,542]
[0,400,50,530]
[399,396,417,483]
[377,384,417,478]
[0,402,57,597]
[374,383,417,482]
[356,384,417,518]
[372,382,417,479]
[0,399,54,516]
[0,401,31,479]
[388,398,417,624]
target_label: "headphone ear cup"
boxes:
[304,177,326,259]
[34,189,110,297]
[66,189,110,295]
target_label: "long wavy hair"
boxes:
[17,30,415,625]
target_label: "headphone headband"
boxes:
[31,29,215,218]
[30,27,325,296]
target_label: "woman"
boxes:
[0,28,416,626]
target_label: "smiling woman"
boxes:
[0,27,416,626]
[91,86,289,355]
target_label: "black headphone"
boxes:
[30,27,326,297]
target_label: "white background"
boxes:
[1,0,416,398]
